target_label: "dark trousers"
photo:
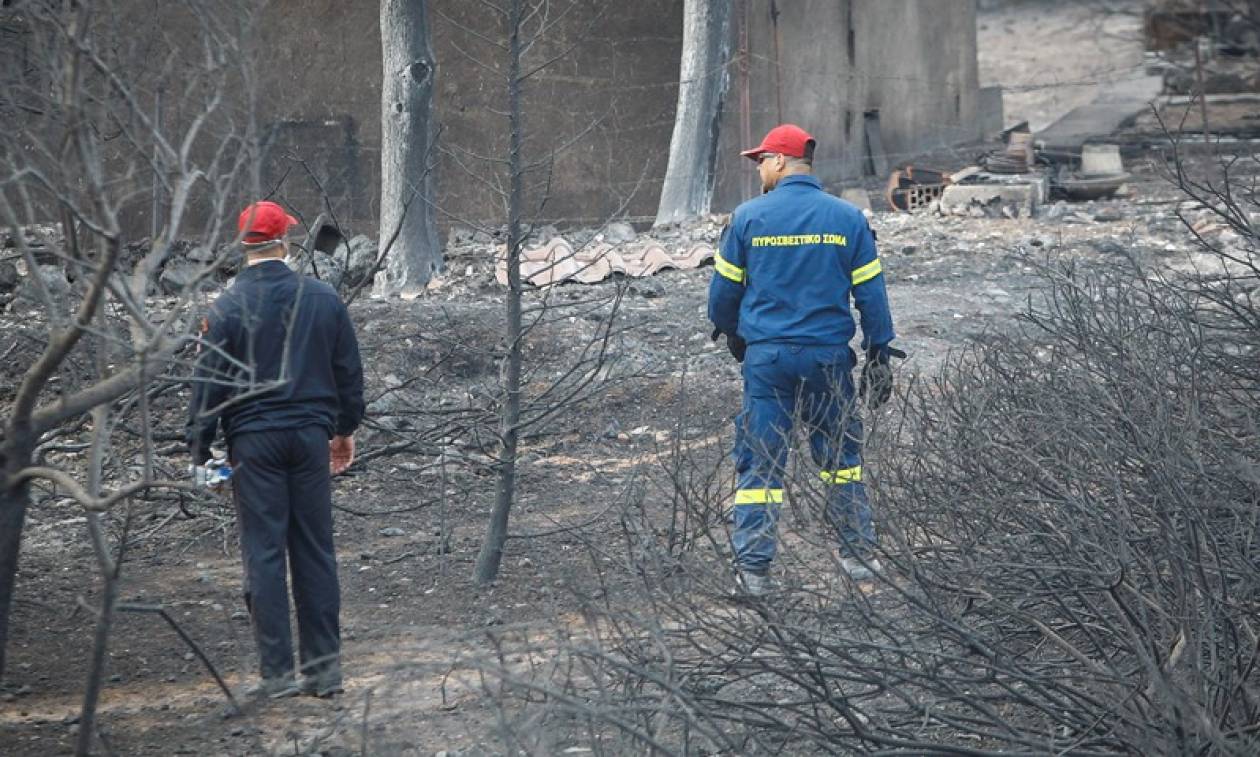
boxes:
[230,426,340,683]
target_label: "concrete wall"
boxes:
[89,0,975,237]
[253,1,384,228]
[246,0,683,236]
[713,0,979,210]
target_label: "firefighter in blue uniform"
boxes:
[188,201,365,698]
[708,124,900,595]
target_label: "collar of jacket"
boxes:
[775,174,822,191]
[236,258,294,282]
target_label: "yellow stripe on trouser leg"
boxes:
[819,466,862,484]
[735,488,784,504]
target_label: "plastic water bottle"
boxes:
[207,459,232,488]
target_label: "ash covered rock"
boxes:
[8,225,61,265]
[158,262,202,295]
[288,249,348,290]
[600,221,637,244]
[526,224,559,245]
[17,264,71,304]
[0,261,17,293]
[343,235,381,288]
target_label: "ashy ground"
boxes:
[3,1,1244,755]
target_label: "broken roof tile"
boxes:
[495,237,715,287]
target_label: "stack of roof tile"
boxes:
[495,237,716,287]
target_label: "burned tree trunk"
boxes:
[475,0,525,586]
[654,0,733,227]
[0,433,34,682]
[377,0,441,294]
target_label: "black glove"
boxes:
[859,344,906,409]
[710,327,747,363]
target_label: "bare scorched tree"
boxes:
[0,2,255,737]
[460,0,642,584]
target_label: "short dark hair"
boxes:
[785,140,814,170]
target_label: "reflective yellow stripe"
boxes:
[819,466,862,484]
[735,488,784,504]
[851,259,882,286]
[714,252,746,284]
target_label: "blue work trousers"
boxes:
[731,343,876,574]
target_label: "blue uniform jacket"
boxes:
[708,174,895,350]
[186,260,365,462]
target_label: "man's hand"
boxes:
[191,457,230,491]
[711,327,747,363]
[859,344,906,409]
[330,435,355,475]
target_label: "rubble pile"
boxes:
[885,125,1132,221]
[1144,0,1260,95]
[293,234,384,292]
[2,226,66,313]
[488,218,722,287]
[445,218,724,289]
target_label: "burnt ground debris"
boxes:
[2,146,1258,754]
[6,2,1260,751]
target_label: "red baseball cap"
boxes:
[741,124,816,161]
[237,201,298,245]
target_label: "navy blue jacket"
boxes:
[708,174,895,349]
[186,260,365,461]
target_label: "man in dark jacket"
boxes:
[709,124,899,595]
[188,200,365,698]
